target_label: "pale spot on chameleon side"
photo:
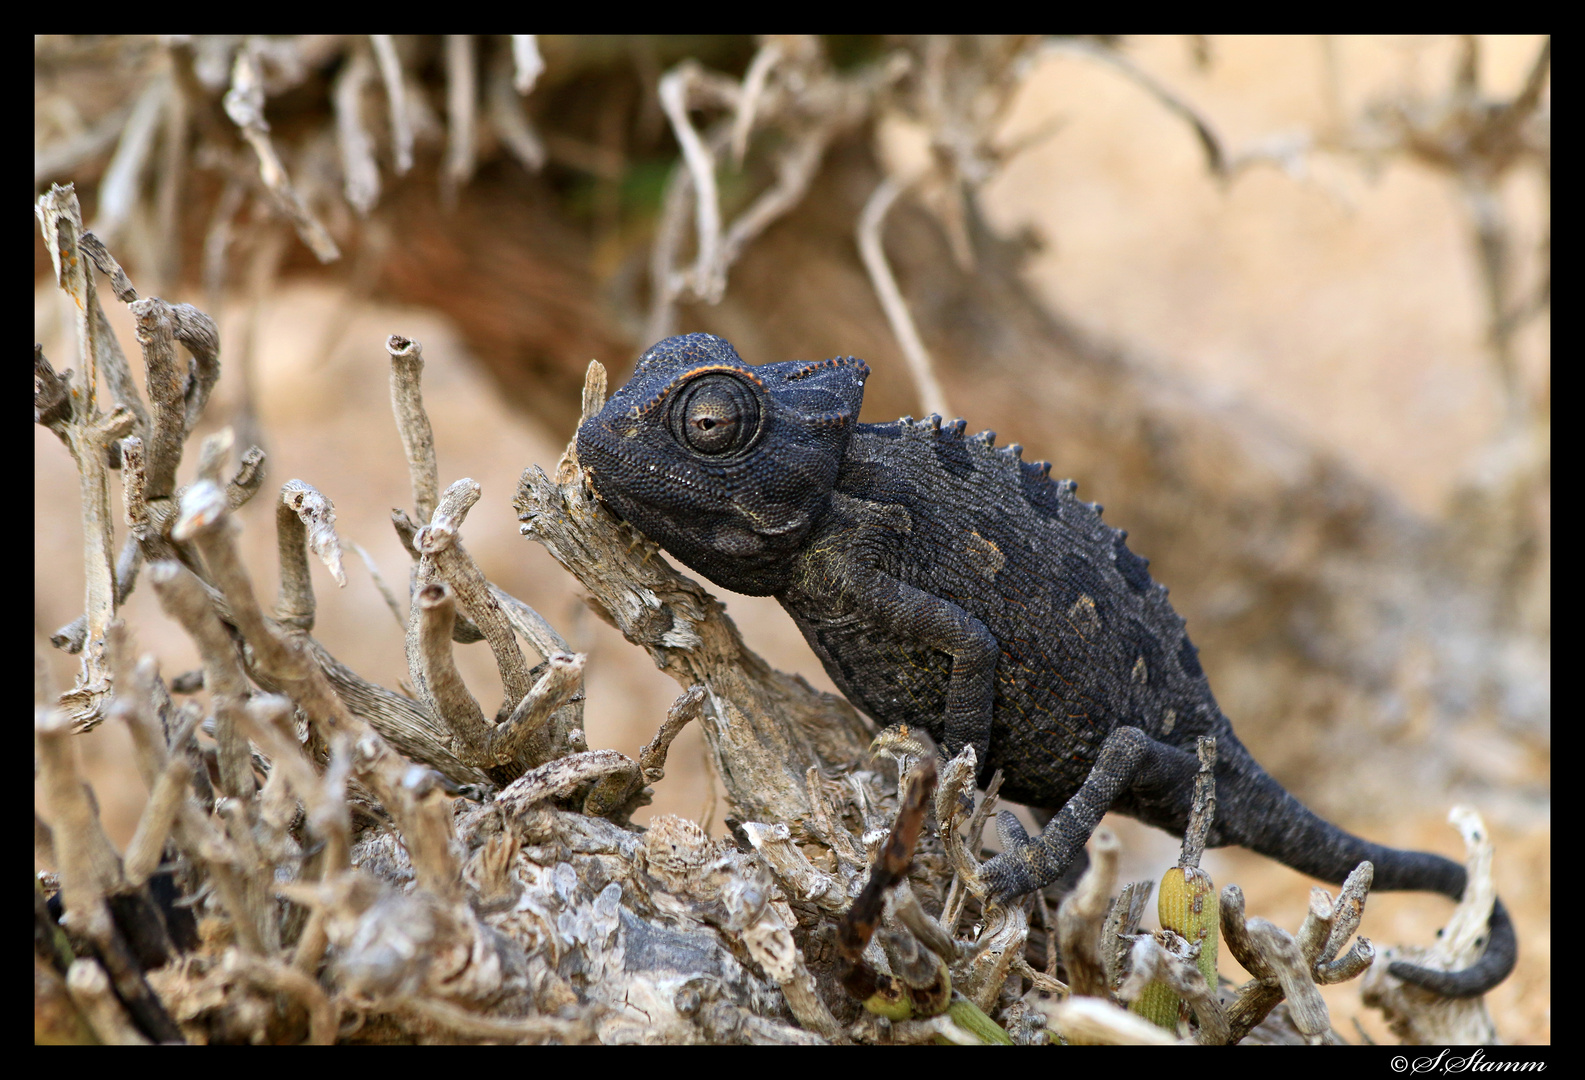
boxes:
[964,529,1006,579]
[1067,594,1100,638]
[1132,655,1148,684]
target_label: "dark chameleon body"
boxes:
[576,333,1516,998]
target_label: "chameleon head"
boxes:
[577,333,869,595]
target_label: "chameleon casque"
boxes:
[576,333,1516,998]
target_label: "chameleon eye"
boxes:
[672,374,761,455]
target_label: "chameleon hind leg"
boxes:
[978,726,1201,903]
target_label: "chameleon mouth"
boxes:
[579,437,738,518]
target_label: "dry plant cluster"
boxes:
[36,35,1545,1045]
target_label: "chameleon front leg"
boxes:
[978,726,1198,903]
[795,557,1002,771]
[880,583,999,770]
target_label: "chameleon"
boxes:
[575,332,1516,998]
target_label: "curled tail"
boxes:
[1215,744,1516,998]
